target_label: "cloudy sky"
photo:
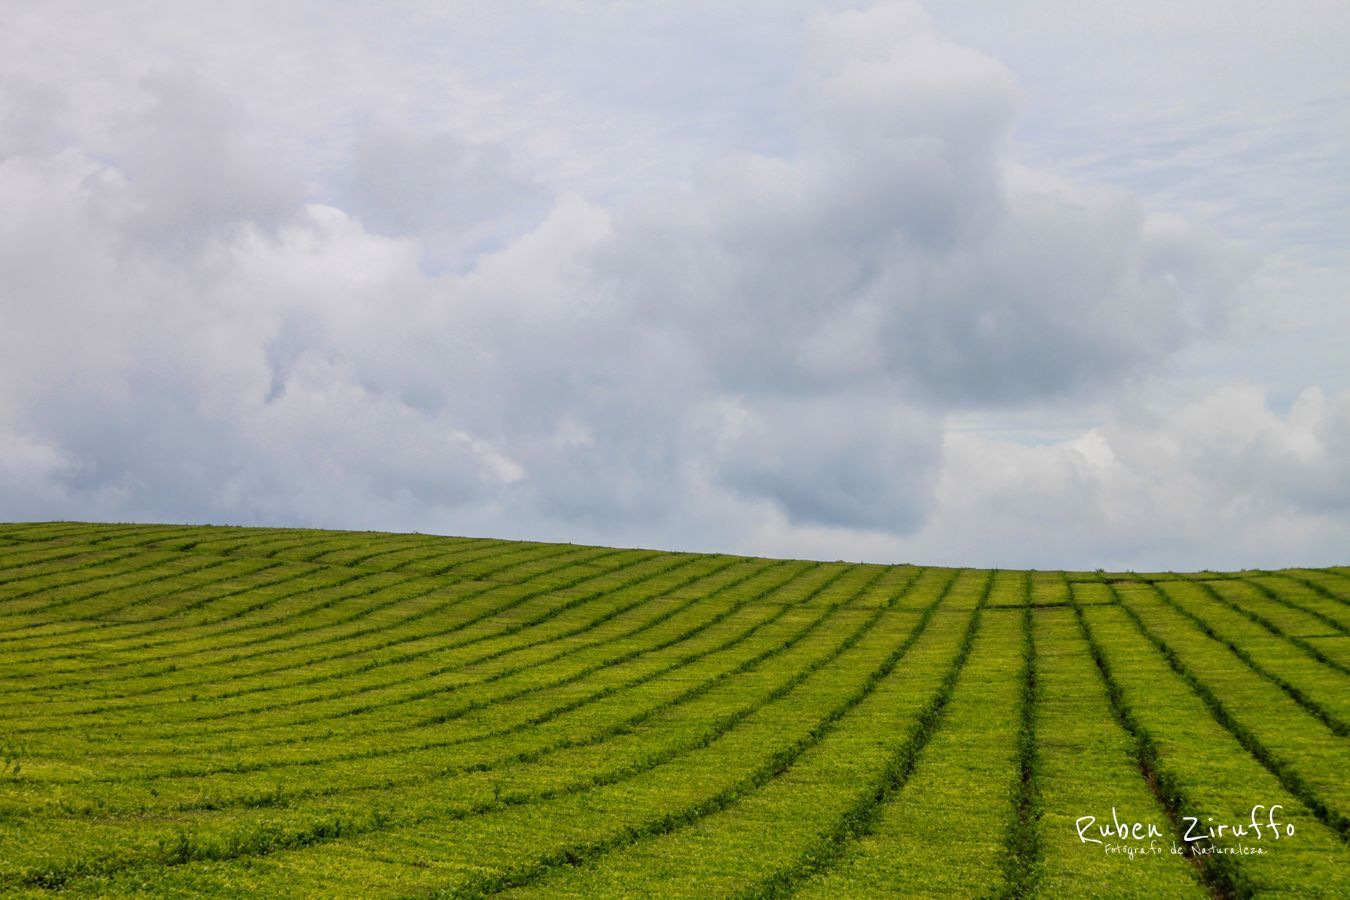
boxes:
[2,1,1348,570]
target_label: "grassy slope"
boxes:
[0,522,1345,898]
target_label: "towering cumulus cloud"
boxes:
[0,1,1344,568]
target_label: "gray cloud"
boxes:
[713,395,942,532]
[117,71,303,249]
[604,5,1246,409]
[348,129,548,271]
[0,75,68,158]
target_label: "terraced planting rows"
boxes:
[0,522,1346,897]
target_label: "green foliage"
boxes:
[0,522,1346,897]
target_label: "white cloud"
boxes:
[908,386,1350,569]
[0,1,1344,568]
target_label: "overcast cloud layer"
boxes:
[2,1,1348,569]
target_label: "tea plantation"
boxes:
[0,522,1346,896]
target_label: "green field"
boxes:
[0,522,1346,897]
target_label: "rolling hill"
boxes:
[0,522,1346,897]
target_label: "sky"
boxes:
[2,0,1348,570]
